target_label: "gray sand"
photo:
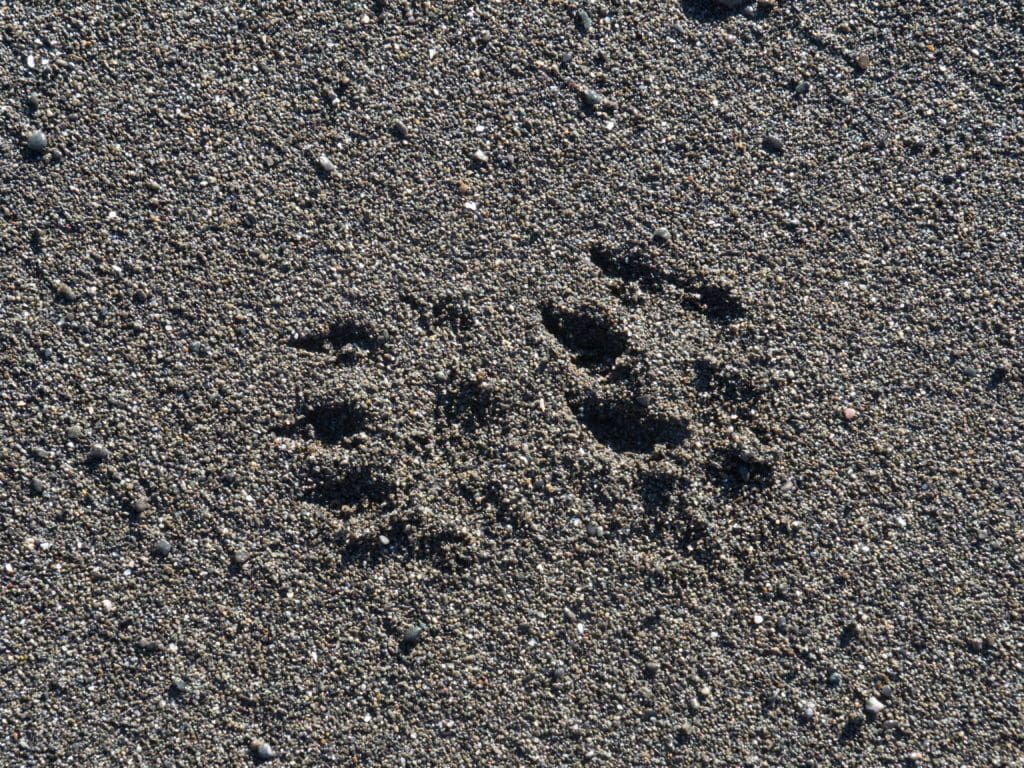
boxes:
[1,1,1022,765]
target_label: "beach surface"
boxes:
[1,1,1022,764]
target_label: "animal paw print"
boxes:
[277,318,474,572]
[541,238,776,557]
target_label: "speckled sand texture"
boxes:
[1,1,1022,765]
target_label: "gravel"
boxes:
[1,1,1021,766]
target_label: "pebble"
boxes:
[391,119,409,140]
[231,548,250,567]
[763,134,784,154]
[316,154,338,175]
[854,52,871,72]
[403,625,424,647]
[170,676,187,695]
[828,671,842,687]
[26,130,47,155]
[29,477,46,495]
[152,538,172,558]
[472,149,489,164]
[86,444,110,463]
[54,281,78,303]
[653,226,671,243]
[130,496,152,517]
[864,696,885,716]
[794,79,810,95]
[250,739,275,762]
[67,425,85,440]
[643,661,660,679]
[582,89,602,108]
[841,406,858,421]
[800,700,816,720]
[842,620,861,642]
[575,8,593,35]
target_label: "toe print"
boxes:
[286,318,384,363]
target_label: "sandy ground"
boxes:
[1,0,1022,765]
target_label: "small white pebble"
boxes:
[576,622,585,635]
[865,696,885,715]
[753,614,764,625]
[101,599,115,612]
[317,154,337,175]
[464,201,478,211]
[472,149,489,163]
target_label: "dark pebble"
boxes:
[763,134,784,154]
[26,130,47,155]
[391,119,409,140]
[402,625,424,647]
[29,477,46,495]
[86,444,110,463]
[152,538,172,558]
[54,282,78,303]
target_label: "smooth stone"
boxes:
[763,134,784,154]
[403,625,424,646]
[152,538,172,558]
[26,130,47,155]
